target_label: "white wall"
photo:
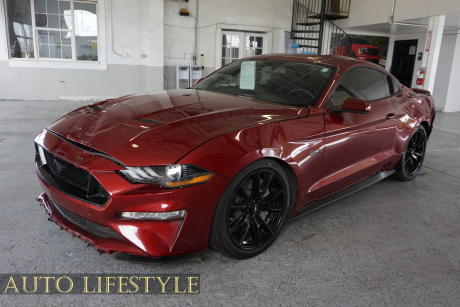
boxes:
[432,32,457,110]
[444,31,460,112]
[163,0,293,89]
[0,0,164,100]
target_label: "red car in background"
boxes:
[35,55,434,260]
[333,37,381,64]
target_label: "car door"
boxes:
[319,67,399,196]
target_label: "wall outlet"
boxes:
[122,53,128,58]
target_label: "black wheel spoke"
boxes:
[230,196,248,210]
[238,184,251,200]
[260,189,284,206]
[261,174,274,195]
[254,214,274,234]
[229,215,248,234]
[251,171,261,200]
[237,223,250,247]
[250,219,260,246]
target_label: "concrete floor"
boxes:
[1,100,459,306]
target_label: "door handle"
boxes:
[386,113,396,120]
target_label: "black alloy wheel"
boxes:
[392,125,427,181]
[209,160,291,259]
[227,169,286,250]
[404,128,426,176]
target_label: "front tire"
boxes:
[392,125,427,181]
[209,160,290,259]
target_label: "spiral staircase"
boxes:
[290,0,352,56]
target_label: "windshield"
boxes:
[192,59,336,107]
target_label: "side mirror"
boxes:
[337,97,371,113]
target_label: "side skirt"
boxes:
[291,170,395,221]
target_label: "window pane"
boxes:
[47,14,60,28]
[46,0,59,14]
[74,1,97,14]
[35,0,47,13]
[256,37,263,48]
[245,48,254,57]
[48,30,61,44]
[61,31,72,45]
[232,48,239,58]
[73,2,98,61]
[38,44,49,57]
[255,49,263,55]
[331,68,388,107]
[6,0,35,58]
[49,44,62,58]
[37,30,49,44]
[59,1,70,15]
[222,47,229,57]
[59,15,69,29]
[62,45,72,59]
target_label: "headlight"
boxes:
[358,48,366,55]
[119,164,213,188]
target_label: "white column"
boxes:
[422,15,445,93]
[444,31,460,112]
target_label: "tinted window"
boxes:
[193,60,336,107]
[328,68,388,107]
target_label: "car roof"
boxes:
[241,53,385,71]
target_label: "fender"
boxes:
[178,112,326,218]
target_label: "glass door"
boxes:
[220,31,268,68]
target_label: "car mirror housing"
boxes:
[336,97,371,113]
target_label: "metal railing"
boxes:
[290,0,351,56]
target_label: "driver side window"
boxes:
[327,68,388,108]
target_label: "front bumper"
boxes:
[34,130,230,258]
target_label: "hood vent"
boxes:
[135,118,164,125]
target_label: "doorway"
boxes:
[220,31,268,68]
[390,40,418,87]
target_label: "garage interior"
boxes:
[1,0,460,305]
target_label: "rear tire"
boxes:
[209,160,290,259]
[392,125,427,181]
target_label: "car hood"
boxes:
[48,89,309,166]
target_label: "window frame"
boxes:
[2,0,107,70]
[325,66,403,109]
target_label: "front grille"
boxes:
[55,203,87,228]
[366,58,380,65]
[44,150,89,191]
[36,146,110,206]
[365,48,379,55]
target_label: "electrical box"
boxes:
[176,66,190,89]
[190,66,203,86]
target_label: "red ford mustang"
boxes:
[35,55,435,260]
